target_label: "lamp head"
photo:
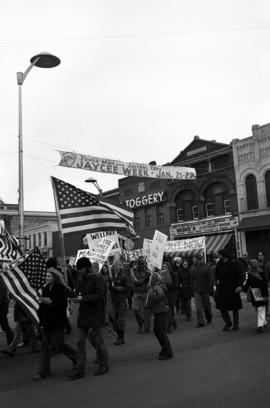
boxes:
[30,52,61,68]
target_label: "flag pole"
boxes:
[51,177,67,283]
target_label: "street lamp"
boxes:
[85,177,103,197]
[17,52,61,251]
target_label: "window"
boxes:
[175,190,196,221]
[138,182,145,193]
[177,208,183,222]
[224,199,231,214]
[145,208,152,227]
[134,216,141,230]
[157,207,165,225]
[204,182,230,217]
[245,174,258,210]
[33,234,36,247]
[265,170,270,207]
[38,233,42,247]
[44,231,47,247]
[192,206,199,220]
[206,203,214,217]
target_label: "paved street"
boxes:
[1,299,270,408]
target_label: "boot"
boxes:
[114,336,125,345]
[94,364,109,376]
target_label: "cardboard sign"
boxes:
[144,236,205,253]
[89,238,115,271]
[149,230,168,270]
[86,231,120,256]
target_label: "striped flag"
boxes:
[0,248,47,325]
[0,231,22,262]
[51,177,135,236]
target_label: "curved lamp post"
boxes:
[85,177,103,197]
[17,52,61,251]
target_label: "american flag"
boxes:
[0,230,22,262]
[52,177,135,236]
[0,247,47,325]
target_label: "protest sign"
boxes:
[144,236,205,254]
[89,237,115,270]
[86,231,120,256]
[58,151,196,180]
[149,230,168,270]
[75,249,92,264]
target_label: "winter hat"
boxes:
[150,272,162,285]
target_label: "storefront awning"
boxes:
[205,233,232,254]
[237,215,270,231]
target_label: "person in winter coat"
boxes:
[0,276,13,345]
[34,268,77,380]
[243,259,269,333]
[178,260,192,321]
[215,248,244,331]
[146,272,173,360]
[109,260,131,345]
[2,303,40,356]
[130,257,151,333]
[68,257,109,380]
[161,261,178,332]
[172,257,182,314]
[190,254,213,327]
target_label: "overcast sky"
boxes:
[0,0,269,211]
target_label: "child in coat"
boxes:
[146,272,173,360]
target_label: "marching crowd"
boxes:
[0,249,269,381]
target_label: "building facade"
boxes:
[232,123,270,259]
[119,136,239,256]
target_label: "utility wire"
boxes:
[0,25,269,46]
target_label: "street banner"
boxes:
[149,230,168,270]
[143,236,205,253]
[58,151,196,180]
[86,231,121,256]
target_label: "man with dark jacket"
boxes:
[191,254,213,328]
[69,257,109,380]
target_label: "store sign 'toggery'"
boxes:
[125,192,166,208]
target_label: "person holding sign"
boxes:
[242,259,269,333]
[146,272,173,360]
[109,260,131,345]
[68,257,109,380]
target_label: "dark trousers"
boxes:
[111,300,126,338]
[0,309,13,344]
[153,313,172,356]
[194,292,212,325]
[38,326,77,376]
[181,298,192,320]
[167,305,176,332]
[221,310,239,327]
[76,327,109,375]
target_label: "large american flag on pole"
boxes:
[0,247,47,325]
[0,230,22,262]
[51,177,135,236]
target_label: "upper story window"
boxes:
[265,170,270,208]
[44,231,47,247]
[157,206,165,225]
[224,199,231,214]
[138,182,145,193]
[245,174,258,210]
[204,182,230,217]
[177,208,183,222]
[38,233,42,247]
[175,190,196,222]
[206,202,214,217]
[192,206,199,220]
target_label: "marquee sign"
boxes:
[170,215,238,238]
